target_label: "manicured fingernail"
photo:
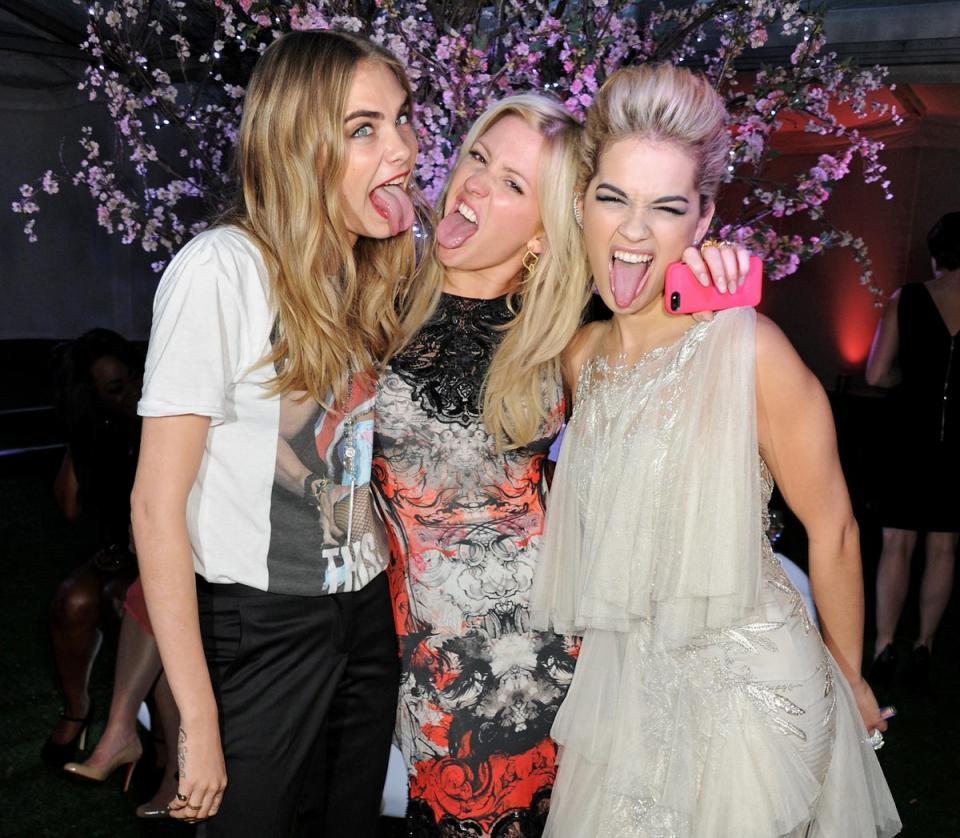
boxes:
[697,271,709,287]
[880,706,897,720]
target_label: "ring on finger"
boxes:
[176,792,189,802]
[185,803,202,811]
[866,729,885,750]
[699,238,731,256]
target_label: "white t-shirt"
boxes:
[139,226,389,595]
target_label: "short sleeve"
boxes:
[138,230,253,426]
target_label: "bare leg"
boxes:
[79,612,161,769]
[136,673,180,816]
[873,527,917,657]
[916,531,958,651]
[48,563,104,743]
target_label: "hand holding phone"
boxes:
[664,255,763,315]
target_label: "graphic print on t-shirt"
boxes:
[269,370,388,594]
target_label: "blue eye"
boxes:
[397,112,410,126]
[352,124,373,138]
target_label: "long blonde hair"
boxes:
[579,63,729,208]
[220,30,416,404]
[399,95,588,450]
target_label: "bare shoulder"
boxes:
[755,313,796,366]
[562,319,608,392]
[755,313,823,407]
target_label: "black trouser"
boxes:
[195,571,399,838]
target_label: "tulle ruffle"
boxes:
[530,310,764,647]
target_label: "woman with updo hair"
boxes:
[531,64,900,836]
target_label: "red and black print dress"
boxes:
[373,292,578,837]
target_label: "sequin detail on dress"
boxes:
[530,309,901,838]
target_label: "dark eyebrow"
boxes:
[595,182,627,198]
[595,184,690,204]
[345,96,411,124]
[344,109,383,122]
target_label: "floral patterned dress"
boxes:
[373,292,578,837]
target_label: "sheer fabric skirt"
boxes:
[543,583,901,838]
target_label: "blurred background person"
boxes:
[866,211,960,691]
[62,578,180,819]
[41,328,142,767]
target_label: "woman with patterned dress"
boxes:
[531,64,901,837]
[374,95,584,838]
[374,94,748,836]
[376,291,575,836]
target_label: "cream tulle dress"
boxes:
[530,309,901,838]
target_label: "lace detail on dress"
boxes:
[390,293,515,427]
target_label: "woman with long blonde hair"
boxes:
[131,30,418,835]
[531,63,900,837]
[373,92,748,835]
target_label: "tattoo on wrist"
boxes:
[177,726,187,777]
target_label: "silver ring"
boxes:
[866,729,884,750]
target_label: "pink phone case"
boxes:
[664,254,763,314]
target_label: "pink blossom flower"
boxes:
[8,0,889,292]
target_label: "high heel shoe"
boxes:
[135,800,170,819]
[135,772,176,819]
[40,701,95,767]
[63,739,142,792]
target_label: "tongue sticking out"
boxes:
[370,184,415,235]
[610,259,650,309]
[436,211,478,249]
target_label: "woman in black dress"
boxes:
[866,211,960,687]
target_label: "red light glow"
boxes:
[834,271,881,367]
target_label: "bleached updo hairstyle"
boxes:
[579,63,729,210]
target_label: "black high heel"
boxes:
[40,701,95,767]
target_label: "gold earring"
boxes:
[522,250,539,276]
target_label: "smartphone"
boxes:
[664,254,763,315]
